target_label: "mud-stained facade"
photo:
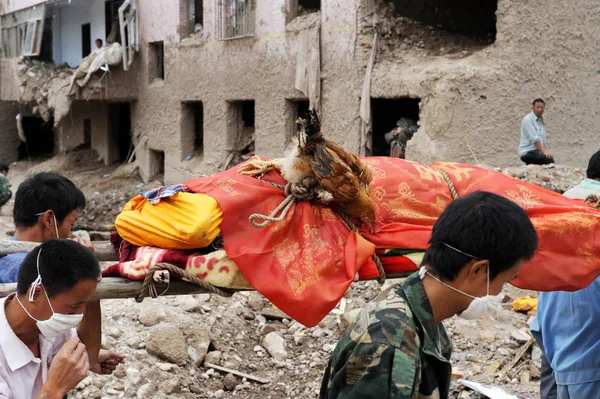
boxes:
[1,0,599,183]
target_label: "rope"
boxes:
[136,262,234,303]
[249,178,387,284]
[434,168,459,200]
[249,177,319,228]
[245,166,460,285]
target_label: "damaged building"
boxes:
[0,0,598,183]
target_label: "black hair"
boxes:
[422,191,538,281]
[13,172,86,228]
[532,98,545,106]
[587,150,600,180]
[96,38,103,43]
[0,163,8,173]
[17,240,100,298]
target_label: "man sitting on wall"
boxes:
[0,240,103,399]
[0,172,124,376]
[519,99,555,165]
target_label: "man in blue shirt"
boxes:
[519,99,555,165]
[0,172,88,284]
[531,150,600,399]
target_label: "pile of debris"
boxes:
[17,59,74,125]
[489,164,585,194]
[357,0,491,59]
[17,43,123,127]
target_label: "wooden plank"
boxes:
[204,363,270,384]
[0,240,119,262]
[0,277,222,300]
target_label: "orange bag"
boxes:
[115,192,222,250]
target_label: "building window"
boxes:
[298,0,320,15]
[371,98,420,158]
[149,149,165,179]
[216,0,256,40]
[186,0,204,35]
[148,41,164,82]
[1,5,45,58]
[83,119,92,148]
[182,101,204,154]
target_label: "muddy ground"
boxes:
[1,152,584,399]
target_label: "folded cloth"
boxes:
[104,234,251,290]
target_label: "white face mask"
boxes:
[15,249,84,338]
[419,243,503,320]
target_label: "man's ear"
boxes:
[466,259,490,282]
[28,284,43,303]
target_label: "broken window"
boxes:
[1,5,46,58]
[371,98,420,158]
[224,100,255,168]
[18,116,55,160]
[83,118,92,148]
[298,0,320,15]
[185,0,204,36]
[390,0,497,41]
[33,15,53,62]
[118,0,139,71]
[149,149,165,180]
[148,41,165,81]
[216,0,256,40]
[182,101,204,154]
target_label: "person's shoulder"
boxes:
[346,284,420,348]
[522,112,534,122]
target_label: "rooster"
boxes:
[238,110,377,228]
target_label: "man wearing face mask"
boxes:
[0,240,102,399]
[0,172,90,285]
[320,191,538,399]
[0,172,124,377]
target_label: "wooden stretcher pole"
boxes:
[0,240,119,262]
[0,272,414,301]
[0,278,220,300]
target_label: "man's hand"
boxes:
[91,350,126,375]
[544,150,554,159]
[44,338,90,396]
[69,236,95,253]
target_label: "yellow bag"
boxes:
[115,192,222,250]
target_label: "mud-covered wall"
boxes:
[0,101,21,164]
[132,0,363,184]
[368,0,600,168]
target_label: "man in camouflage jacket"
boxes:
[320,191,539,399]
[0,163,12,207]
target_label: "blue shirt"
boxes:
[531,180,600,385]
[0,238,27,284]
[519,111,547,156]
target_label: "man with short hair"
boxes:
[531,150,600,399]
[0,172,88,284]
[0,163,11,209]
[94,39,103,52]
[0,172,124,377]
[519,99,555,165]
[0,240,102,399]
[320,191,539,398]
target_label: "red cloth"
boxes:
[182,157,600,327]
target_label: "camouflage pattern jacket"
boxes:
[0,175,11,207]
[320,273,453,399]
